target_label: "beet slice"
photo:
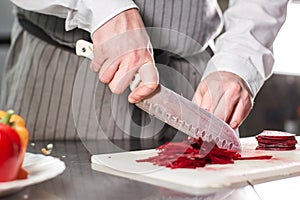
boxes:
[256,138,297,145]
[235,155,272,160]
[256,146,296,151]
[257,143,296,148]
[258,130,296,137]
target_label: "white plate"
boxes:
[0,153,66,197]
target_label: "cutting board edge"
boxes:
[91,162,247,196]
[245,167,300,186]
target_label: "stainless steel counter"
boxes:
[1,140,300,200]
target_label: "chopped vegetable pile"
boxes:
[137,138,272,169]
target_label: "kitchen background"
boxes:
[0,1,299,138]
[0,2,13,77]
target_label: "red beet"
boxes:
[235,155,272,160]
[256,146,296,151]
[255,130,298,151]
[257,143,296,148]
[137,137,272,169]
[256,138,297,145]
[257,130,296,137]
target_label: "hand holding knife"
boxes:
[76,39,242,152]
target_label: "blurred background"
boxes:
[0,1,299,137]
[236,1,300,137]
[0,2,13,77]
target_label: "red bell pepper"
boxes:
[0,110,29,182]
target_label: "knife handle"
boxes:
[75,39,141,91]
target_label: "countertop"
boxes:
[1,139,300,200]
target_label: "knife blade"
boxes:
[75,40,242,152]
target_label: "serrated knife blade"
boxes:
[76,40,241,152]
[135,84,241,152]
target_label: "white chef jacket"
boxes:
[10,0,289,98]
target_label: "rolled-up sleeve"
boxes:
[203,0,289,97]
[66,0,138,35]
[10,0,138,35]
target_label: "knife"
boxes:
[75,40,242,152]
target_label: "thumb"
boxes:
[128,61,159,103]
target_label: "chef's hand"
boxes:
[193,71,253,129]
[91,9,158,103]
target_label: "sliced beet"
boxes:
[255,130,297,151]
[137,137,272,169]
[235,155,272,160]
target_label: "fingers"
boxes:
[228,96,253,129]
[91,49,158,98]
[108,65,138,94]
[213,93,238,124]
[213,84,243,123]
[198,83,212,111]
[89,9,158,101]
[197,88,251,129]
[193,71,253,129]
[128,62,159,103]
[89,43,107,72]
[98,59,120,84]
[128,83,158,103]
[105,53,140,94]
[192,93,202,106]
[192,82,209,111]
[193,82,222,114]
[111,50,155,94]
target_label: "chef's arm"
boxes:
[203,0,289,97]
[10,0,158,102]
[193,0,289,129]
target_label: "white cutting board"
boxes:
[91,137,300,195]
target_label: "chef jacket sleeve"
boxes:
[10,0,138,36]
[203,0,289,97]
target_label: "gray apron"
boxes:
[0,0,222,142]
